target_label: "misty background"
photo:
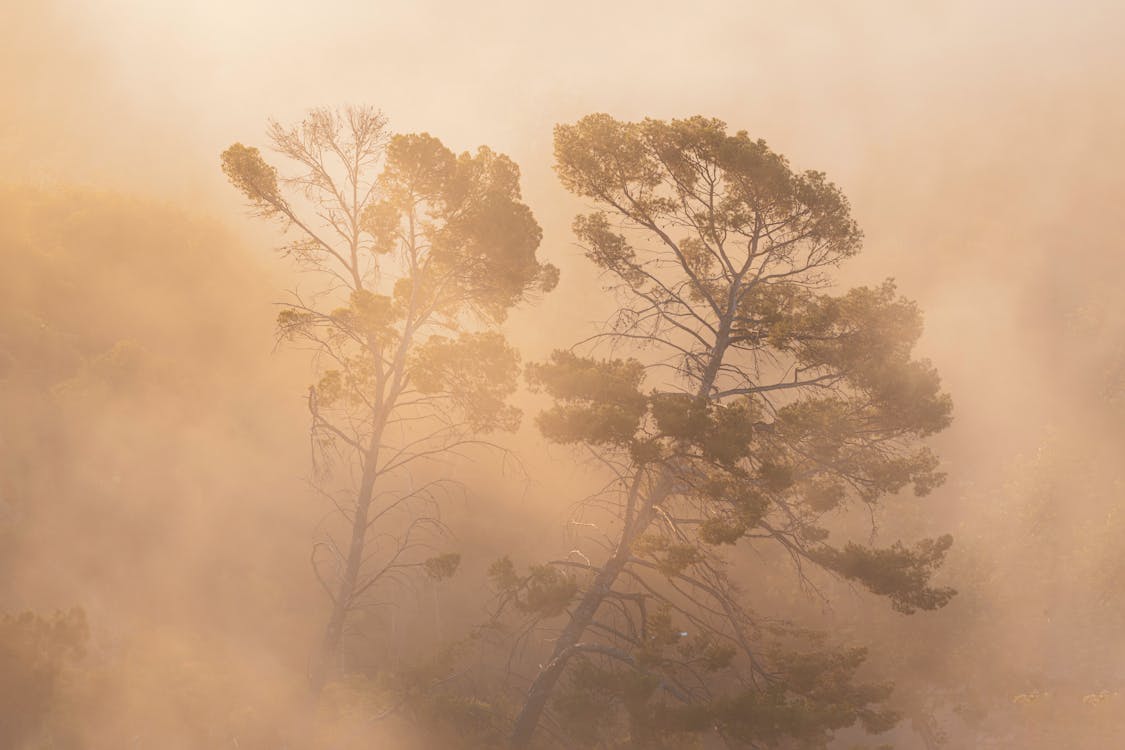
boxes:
[2,1,1124,747]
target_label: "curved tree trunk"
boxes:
[510,325,732,748]
[509,477,672,749]
[508,552,628,747]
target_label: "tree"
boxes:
[497,115,954,748]
[222,106,557,692]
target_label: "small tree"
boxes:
[500,115,954,748]
[222,106,557,692]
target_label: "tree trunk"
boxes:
[509,488,666,749]
[309,445,380,694]
[309,299,409,694]
[509,324,731,747]
[509,542,633,747]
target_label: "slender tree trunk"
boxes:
[510,472,680,748]
[310,283,411,694]
[509,512,651,748]
[509,321,732,748]
[309,441,381,694]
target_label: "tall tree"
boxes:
[499,115,954,748]
[222,107,557,692]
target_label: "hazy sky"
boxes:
[12,1,1124,205]
[5,0,1124,461]
[4,5,1125,745]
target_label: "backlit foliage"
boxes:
[222,107,555,692]
[501,115,954,748]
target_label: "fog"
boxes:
[2,1,1124,747]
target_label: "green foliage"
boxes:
[424,552,462,581]
[553,658,673,748]
[692,472,771,545]
[519,566,578,619]
[276,308,317,338]
[527,351,648,445]
[698,647,898,747]
[534,120,952,536]
[800,476,848,513]
[505,114,956,750]
[678,633,737,673]
[632,535,705,578]
[220,143,282,215]
[410,331,522,432]
[648,393,711,444]
[434,145,557,318]
[551,640,896,749]
[488,557,578,619]
[487,555,520,590]
[775,397,946,501]
[226,111,556,330]
[698,517,747,546]
[222,108,563,697]
[814,536,956,614]
[787,281,953,438]
[360,200,400,255]
[572,212,646,285]
[379,132,458,203]
[649,394,758,465]
[336,290,400,340]
[554,114,862,275]
[372,133,558,321]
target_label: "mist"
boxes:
[2,1,1123,747]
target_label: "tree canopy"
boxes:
[222,107,557,691]
[500,114,955,749]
